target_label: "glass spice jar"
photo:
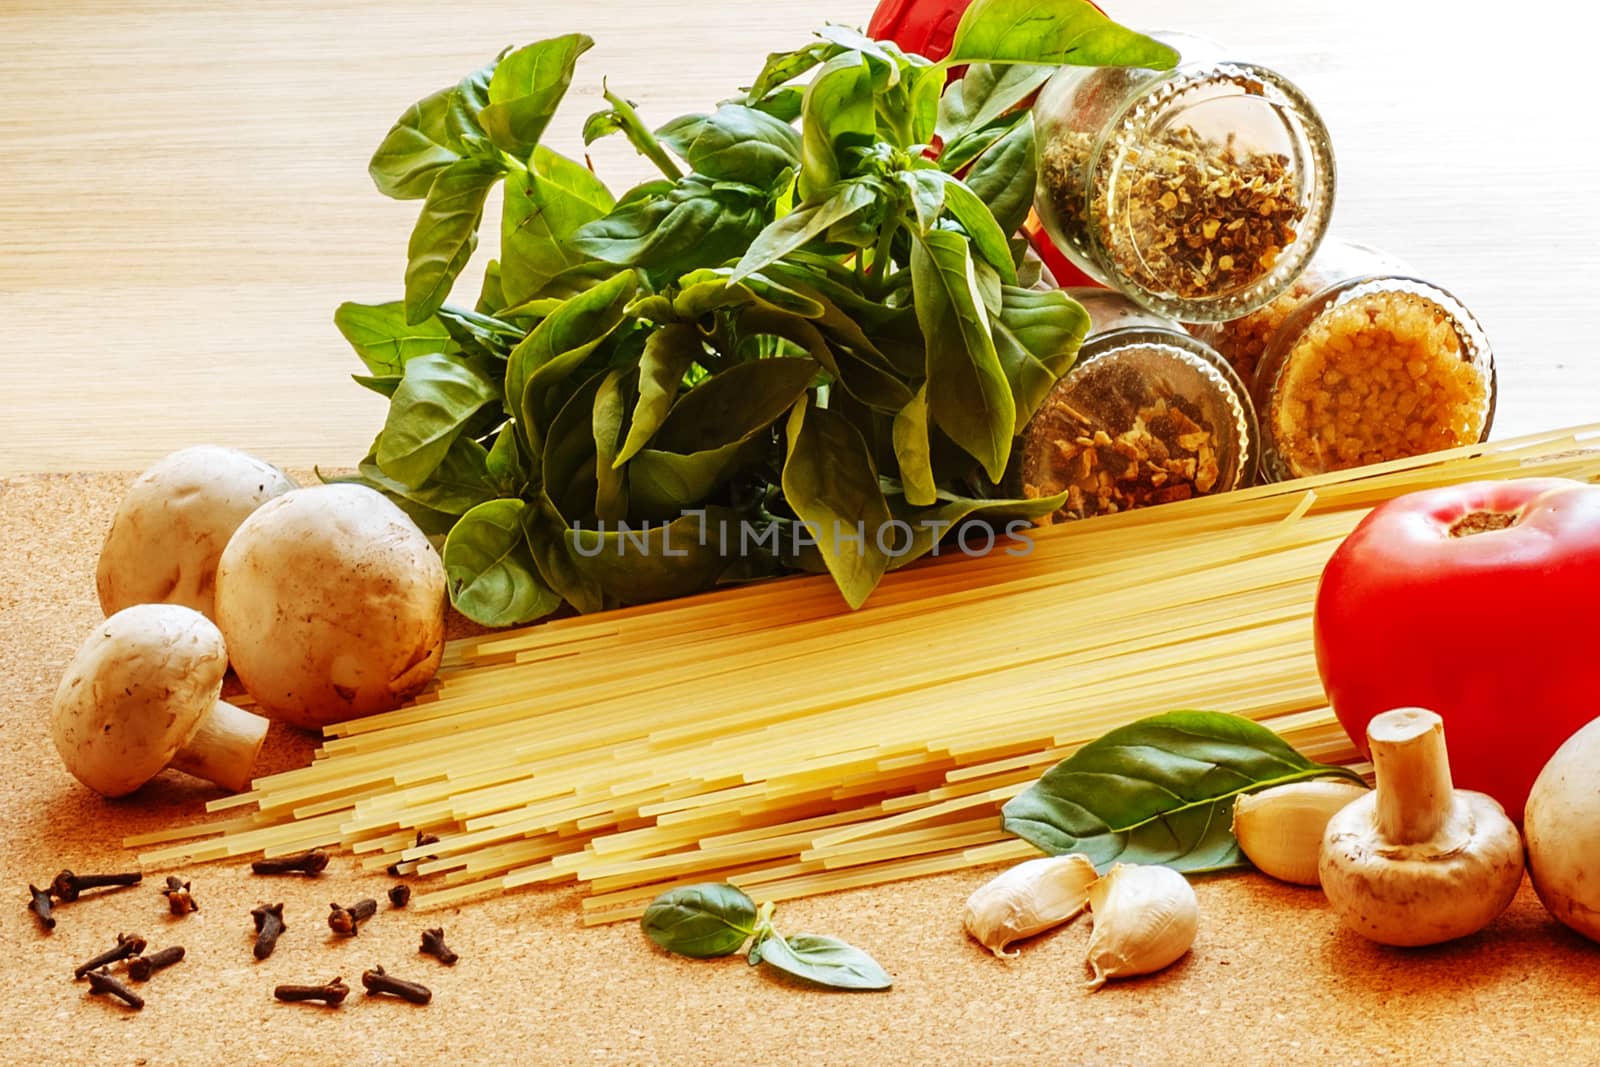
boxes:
[1017,290,1258,523]
[1032,32,1336,323]
[1223,247,1496,481]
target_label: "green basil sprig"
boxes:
[337,2,1170,626]
[643,884,891,991]
[1002,711,1368,872]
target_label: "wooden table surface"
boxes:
[1,0,1595,477]
[4,3,1600,1065]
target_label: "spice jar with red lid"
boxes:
[1018,289,1258,522]
[1032,32,1336,323]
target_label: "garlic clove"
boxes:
[1232,780,1369,886]
[963,853,1098,958]
[1084,863,1198,990]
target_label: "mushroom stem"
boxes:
[167,700,268,793]
[1369,708,1458,846]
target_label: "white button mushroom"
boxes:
[96,446,297,623]
[214,483,446,729]
[1524,716,1600,943]
[1318,707,1524,947]
[51,604,270,796]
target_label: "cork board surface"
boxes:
[3,471,1599,1067]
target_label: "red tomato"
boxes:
[1313,478,1600,822]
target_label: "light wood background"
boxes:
[2,0,1595,477]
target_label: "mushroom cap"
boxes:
[214,483,446,728]
[97,445,297,623]
[1319,790,1524,946]
[51,604,229,797]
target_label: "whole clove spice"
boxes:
[251,903,287,960]
[251,849,328,877]
[161,875,198,916]
[419,927,458,966]
[387,885,411,908]
[74,932,147,979]
[87,967,145,1011]
[274,977,350,1006]
[328,898,378,937]
[361,965,432,1005]
[128,945,186,981]
[387,832,440,877]
[51,869,142,902]
[28,884,55,931]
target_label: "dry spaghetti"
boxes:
[130,424,1600,922]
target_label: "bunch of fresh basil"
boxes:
[334,0,1178,625]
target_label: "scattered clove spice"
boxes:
[387,833,440,877]
[51,869,142,902]
[87,967,145,1011]
[328,898,378,937]
[251,849,328,877]
[251,903,287,960]
[28,884,55,931]
[127,945,186,981]
[419,927,458,966]
[362,965,432,1004]
[74,932,147,979]
[388,885,411,908]
[161,875,198,916]
[274,977,351,1006]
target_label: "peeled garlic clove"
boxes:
[1084,863,1197,990]
[963,853,1098,958]
[1233,780,1369,886]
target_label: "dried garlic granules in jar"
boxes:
[1265,286,1492,477]
[1018,302,1256,523]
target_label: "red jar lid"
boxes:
[867,0,1102,288]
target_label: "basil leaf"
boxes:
[641,884,757,959]
[782,395,892,610]
[940,178,1018,286]
[755,933,891,991]
[898,170,946,235]
[443,498,562,626]
[479,34,593,159]
[572,179,767,276]
[615,323,702,465]
[352,373,403,398]
[501,147,616,308]
[404,157,503,324]
[992,285,1090,431]
[746,41,836,104]
[656,356,817,455]
[962,116,1037,238]
[527,493,606,614]
[798,52,876,204]
[737,307,910,413]
[478,259,506,315]
[947,0,1180,68]
[448,59,496,145]
[655,104,801,188]
[506,270,637,456]
[749,86,805,124]
[369,86,460,200]
[484,421,525,494]
[334,301,452,376]
[891,387,937,507]
[910,230,1014,484]
[935,63,1051,146]
[592,369,629,522]
[1002,710,1369,871]
[730,181,878,283]
[375,353,498,487]
[359,435,496,517]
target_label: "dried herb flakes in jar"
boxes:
[1032,37,1334,322]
